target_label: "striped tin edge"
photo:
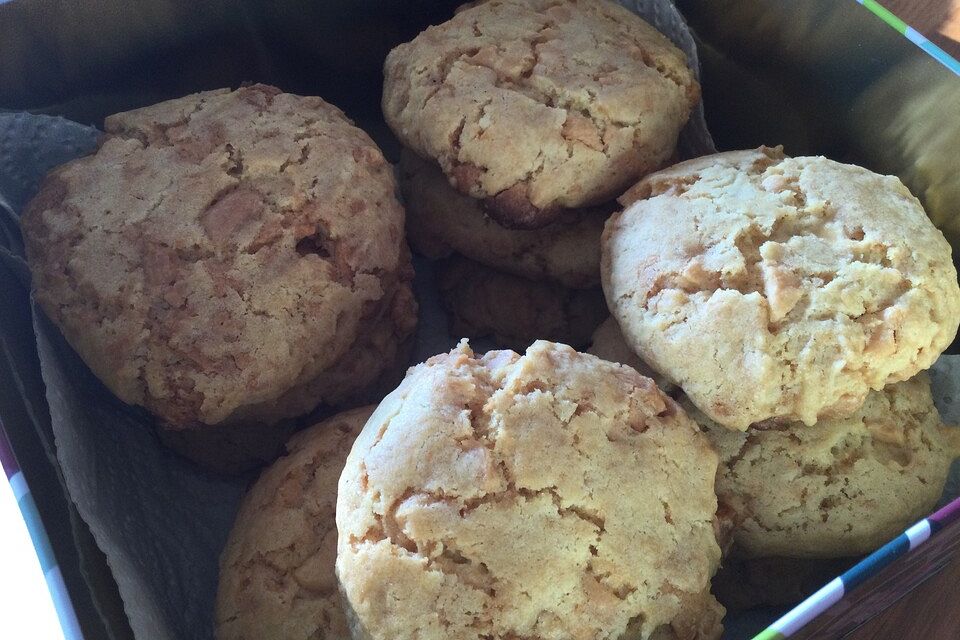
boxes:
[857,0,960,75]
[0,419,83,640]
[751,495,960,639]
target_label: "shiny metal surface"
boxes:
[677,0,960,246]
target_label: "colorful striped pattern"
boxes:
[0,421,83,640]
[751,495,960,640]
[857,0,960,75]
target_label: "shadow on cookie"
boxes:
[436,254,607,351]
[159,333,414,474]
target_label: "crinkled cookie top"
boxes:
[687,374,960,559]
[337,340,723,640]
[215,406,374,640]
[22,85,406,427]
[603,146,960,430]
[383,0,698,228]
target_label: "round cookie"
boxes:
[685,374,960,559]
[215,406,374,640]
[603,146,960,430]
[21,85,408,429]
[587,317,675,394]
[159,279,417,473]
[383,0,699,228]
[436,255,606,350]
[400,150,606,289]
[336,341,724,640]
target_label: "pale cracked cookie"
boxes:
[401,150,607,288]
[159,279,417,473]
[22,85,409,429]
[437,255,606,350]
[603,146,960,430]
[337,340,724,640]
[215,406,374,640]
[383,0,699,228]
[588,317,675,394]
[684,374,960,559]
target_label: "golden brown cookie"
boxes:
[603,147,960,430]
[215,406,374,640]
[401,150,607,288]
[337,341,724,640]
[159,280,417,473]
[22,85,410,429]
[685,374,959,559]
[436,255,606,350]
[587,317,675,394]
[383,0,699,228]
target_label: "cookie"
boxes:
[215,406,374,640]
[436,255,606,350]
[603,146,960,430]
[158,280,417,473]
[383,0,699,228]
[401,150,606,289]
[685,374,959,559]
[337,341,724,640]
[587,317,675,394]
[22,85,410,429]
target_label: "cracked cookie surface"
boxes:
[588,318,675,394]
[437,255,606,350]
[401,150,607,288]
[685,374,959,559]
[159,279,417,473]
[383,0,699,228]
[215,406,374,640]
[22,85,408,428]
[603,147,960,430]
[336,340,723,640]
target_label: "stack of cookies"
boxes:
[385,0,701,349]
[208,153,960,640]
[218,342,728,640]
[21,84,418,471]
[17,2,960,638]
[598,146,960,606]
